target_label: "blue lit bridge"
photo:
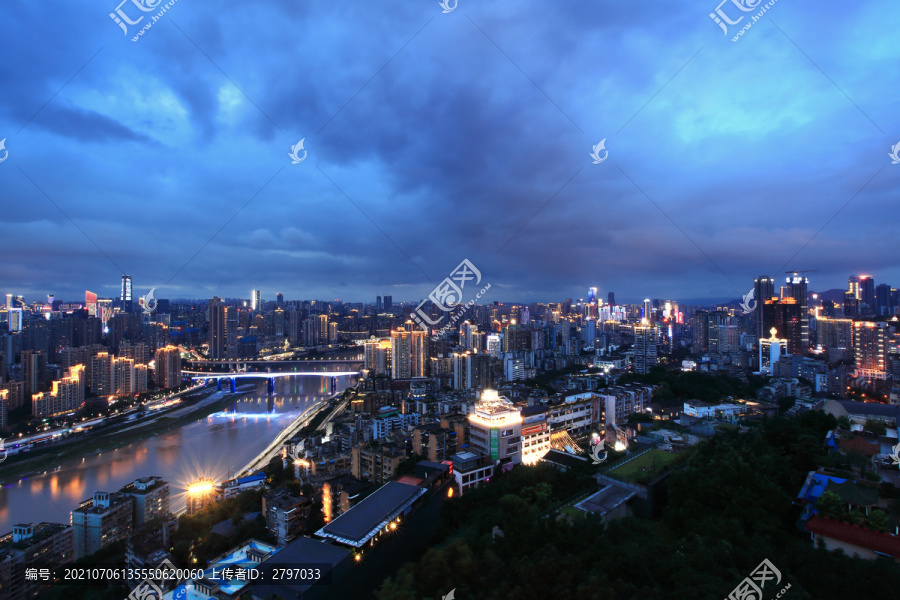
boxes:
[182,370,360,394]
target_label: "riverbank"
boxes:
[235,390,351,476]
[0,386,252,483]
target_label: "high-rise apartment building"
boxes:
[21,350,46,400]
[692,310,709,353]
[208,297,226,359]
[226,307,238,358]
[71,492,133,559]
[120,477,170,526]
[316,314,329,346]
[7,308,23,332]
[155,345,182,389]
[634,323,657,374]
[459,321,479,351]
[391,326,425,379]
[363,338,392,376]
[90,352,114,395]
[486,334,502,357]
[854,321,888,379]
[383,295,393,313]
[114,357,136,396]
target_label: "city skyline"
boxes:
[2,269,898,308]
[1,2,898,302]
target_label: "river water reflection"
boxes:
[0,373,357,531]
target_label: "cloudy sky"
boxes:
[1,0,898,305]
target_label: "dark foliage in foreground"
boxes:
[376,410,900,600]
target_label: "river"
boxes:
[0,372,358,532]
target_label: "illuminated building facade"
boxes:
[468,389,522,466]
[634,323,657,374]
[520,405,551,465]
[155,345,182,389]
[120,275,133,313]
[763,297,803,355]
[391,326,425,379]
[85,291,98,317]
[364,337,392,376]
[785,274,810,354]
[759,328,788,375]
[854,321,888,379]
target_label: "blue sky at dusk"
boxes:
[1,0,898,304]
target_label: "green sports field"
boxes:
[608,448,678,482]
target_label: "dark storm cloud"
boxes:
[1,0,898,304]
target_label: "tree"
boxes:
[816,491,844,519]
[867,509,891,533]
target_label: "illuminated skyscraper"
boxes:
[120,275,133,313]
[634,323,657,374]
[8,308,23,332]
[753,275,775,341]
[784,274,809,355]
[763,297,803,355]
[854,321,887,379]
[643,299,652,323]
[208,297,226,360]
[85,291,98,317]
[391,326,425,379]
[849,275,875,314]
[587,287,597,304]
[155,345,182,389]
[251,290,261,311]
[226,307,238,358]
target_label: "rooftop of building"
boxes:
[838,435,880,457]
[265,490,310,510]
[0,522,70,551]
[251,537,351,597]
[806,515,900,557]
[325,474,372,495]
[122,476,168,495]
[72,493,129,514]
[315,481,427,547]
[574,484,636,516]
[540,448,589,469]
